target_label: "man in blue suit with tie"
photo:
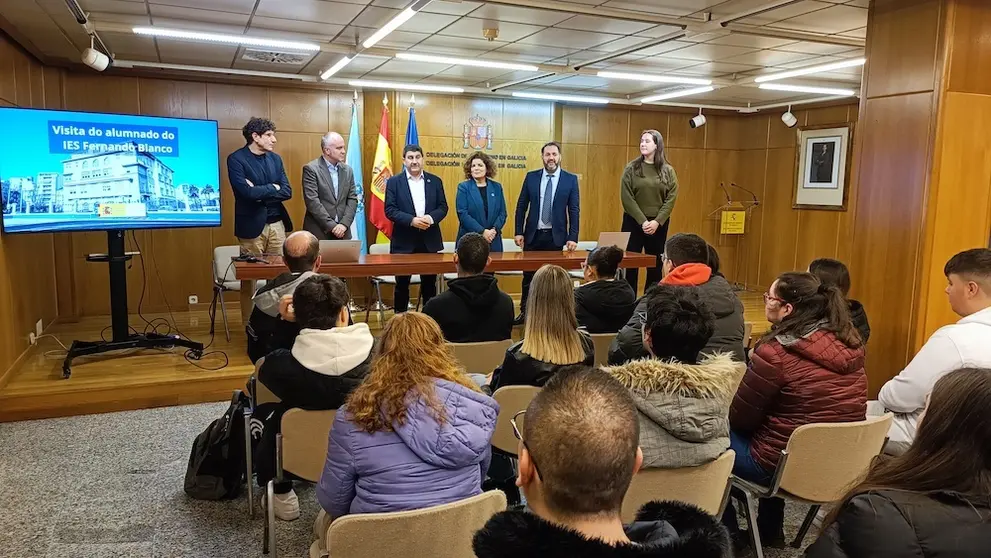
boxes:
[385,144,449,313]
[513,141,580,324]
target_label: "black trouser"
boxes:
[395,238,437,313]
[520,230,563,315]
[622,213,669,295]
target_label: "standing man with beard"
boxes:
[513,141,580,324]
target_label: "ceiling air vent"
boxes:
[241,49,309,65]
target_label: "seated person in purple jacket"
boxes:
[317,312,499,519]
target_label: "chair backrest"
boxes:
[213,245,240,285]
[252,375,280,406]
[621,450,736,522]
[369,242,390,255]
[501,238,522,253]
[448,339,513,375]
[327,491,507,558]
[778,413,893,502]
[590,332,616,366]
[280,408,337,483]
[491,385,541,455]
[744,322,754,348]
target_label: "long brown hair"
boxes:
[823,368,991,528]
[522,264,587,364]
[633,129,671,180]
[762,271,860,348]
[345,312,479,433]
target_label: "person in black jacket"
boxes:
[809,258,870,344]
[246,231,320,363]
[253,274,374,521]
[488,264,594,391]
[473,366,731,558]
[574,245,637,333]
[806,367,991,558]
[423,232,514,343]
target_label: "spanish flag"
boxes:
[369,95,393,240]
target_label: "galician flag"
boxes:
[369,94,393,241]
[345,96,367,255]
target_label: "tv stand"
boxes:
[62,230,203,379]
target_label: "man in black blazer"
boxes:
[514,141,580,323]
[384,144,448,313]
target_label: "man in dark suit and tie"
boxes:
[385,144,449,313]
[302,132,358,240]
[514,141,580,323]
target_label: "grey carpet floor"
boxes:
[0,403,815,558]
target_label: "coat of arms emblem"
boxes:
[463,114,493,150]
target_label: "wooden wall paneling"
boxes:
[665,148,706,237]
[138,79,208,119]
[704,115,744,151]
[587,107,631,147]
[11,44,30,107]
[631,109,669,140]
[205,83,270,129]
[735,149,769,287]
[865,0,943,99]
[454,96,504,138]
[330,91,357,135]
[28,60,43,108]
[269,88,330,133]
[275,131,324,230]
[757,147,801,286]
[0,34,15,103]
[503,99,554,143]
[498,139,549,239]
[767,113,798,149]
[397,93,454,139]
[63,75,140,114]
[666,111,706,149]
[212,129,247,252]
[54,233,76,319]
[806,105,853,127]
[946,0,991,95]
[739,114,769,151]
[585,145,631,238]
[43,67,62,109]
[701,149,742,281]
[561,106,589,145]
[793,210,842,269]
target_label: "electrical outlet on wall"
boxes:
[188,295,199,305]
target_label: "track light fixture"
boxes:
[689,108,706,129]
[781,105,798,128]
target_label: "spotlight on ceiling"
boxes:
[781,105,798,128]
[81,37,111,71]
[689,109,706,129]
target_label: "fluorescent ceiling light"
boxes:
[758,83,857,96]
[597,71,711,86]
[511,92,610,104]
[641,86,715,103]
[754,58,866,83]
[132,26,319,52]
[348,80,464,93]
[321,56,352,80]
[363,7,417,49]
[396,52,539,72]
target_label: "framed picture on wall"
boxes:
[794,124,853,210]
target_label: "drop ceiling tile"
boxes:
[146,0,257,13]
[490,43,575,64]
[837,26,867,38]
[599,0,718,17]
[517,28,624,49]
[144,18,244,33]
[333,26,430,48]
[636,24,692,39]
[438,17,543,43]
[774,55,861,72]
[674,61,763,77]
[157,42,239,65]
[367,59,453,78]
[721,49,818,66]
[100,32,158,58]
[88,11,150,25]
[424,0,485,16]
[77,0,147,14]
[555,15,655,35]
[415,76,481,86]
[470,5,573,27]
[433,64,530,80]
[774,41,862,55]
[353,8,459,33]
[254,0,366,25]
[590,35,666,55]
[635,40,695,57]
[721,0,834,25]
[604,57,702,73]
[415,35,508,55]
[250,18,345,41]
[844,0,869,7]
[768,4,868,34]
[704,34,794,49]
[149,5,250,26]
[662,43,759,61]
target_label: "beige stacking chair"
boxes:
[447,340,513,375]
[263,408,337,557]
[744,322,754,349]
[621,450,736,522]
[731,413,893,558]
[590,332,616,366]
[311,491,507,558]
[490,385,541,456]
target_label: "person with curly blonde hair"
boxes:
[456,151,507,252]
[316,312,499,519]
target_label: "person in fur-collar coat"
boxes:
[603,284,743,468]
[472,365,732,558]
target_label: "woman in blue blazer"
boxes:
[456,152,507,252]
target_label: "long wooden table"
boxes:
[233,250,655,321]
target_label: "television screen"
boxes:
[0,107,221,234]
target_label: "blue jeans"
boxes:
[730,430,772,485]
[722,431,784,539]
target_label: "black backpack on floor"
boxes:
[184,390,250,500]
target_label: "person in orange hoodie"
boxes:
[608,233,746,364]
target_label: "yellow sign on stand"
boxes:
[720,210,746,235]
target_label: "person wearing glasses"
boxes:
[603,285,743,469]
[473,366,732,558]
[574,245,637,333]
[723,272,867,550]
[317,312,498,524]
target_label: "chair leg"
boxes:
[365,281,373,323]
[219,290,231,342]
[264,480,276,556]
[376,282,385,323]
[740,491,765,558]
[792,504,821,549]
[244,411,255,519]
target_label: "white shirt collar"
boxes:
[544,167,561,180]
[406,170,425,182]
[323,157,340,171]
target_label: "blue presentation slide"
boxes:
[0,107,221,234]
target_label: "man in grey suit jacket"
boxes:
[302,132,358,240]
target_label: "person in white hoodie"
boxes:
[253,273,375,520]
[877,248,991,455]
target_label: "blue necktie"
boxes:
[541,174,553,225]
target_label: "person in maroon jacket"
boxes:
[723,271,867,549]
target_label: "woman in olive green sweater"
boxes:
[620,129,679,293]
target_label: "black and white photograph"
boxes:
[808,139,839,187]
[795,126,851,210]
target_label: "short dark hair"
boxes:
[242,117,276,144]
[586,245,624,278]
[706,243,722,276]
[293,274,349,330]
[524,365,639,519]
[944,248,991,284]
[644,284,714,364]
[664,233,709,267]
[541,141,561,155]
[810,258,852,296]
[463,152,496,180]
[283,235,320,272]
[403,144,423,158]
[456,232,489,275]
